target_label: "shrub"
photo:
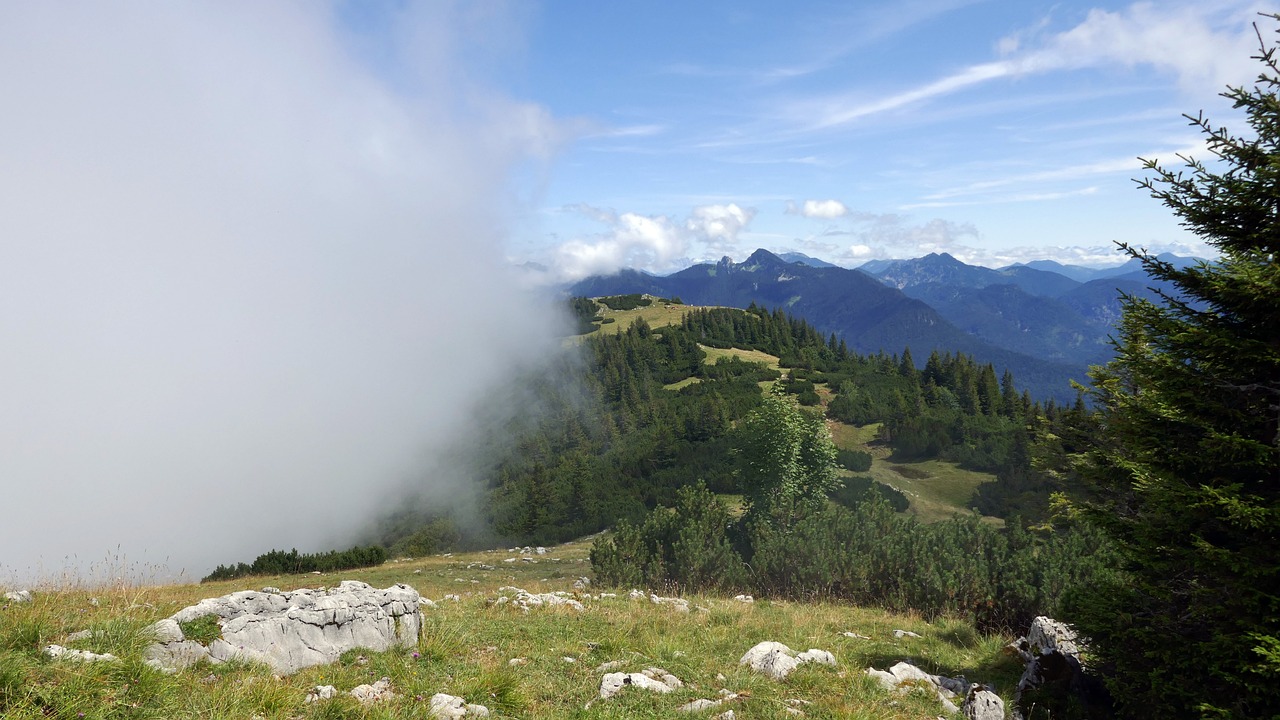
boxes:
[836,449,872,472]
[591,483,746,592]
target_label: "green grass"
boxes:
[587,300,697,335]
[0,539,1023,719]
[825,421,1001,525]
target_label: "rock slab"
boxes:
[144,580,424,675]
[740,641,836,680]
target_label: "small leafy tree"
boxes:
[733,384,840,529]
[1067,16,1280,718]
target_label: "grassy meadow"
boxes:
[1,538,1023,719]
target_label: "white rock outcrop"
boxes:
[599,667,683,699]
[143,580,425,675]
[42,644,118,663]
[497,586,584,612]
[3,590,32,603]
[740,641,836,680]
[962,685,1006,720]
[350,677,396,705]
[866,661,967,714]
[428,692,491,718]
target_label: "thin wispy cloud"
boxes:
[809,2,1260,130]
[903,186,1100,209]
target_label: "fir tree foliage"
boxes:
[1067,18,1280,718]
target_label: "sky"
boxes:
[0,1,1273,583]
[494,0,1275,278]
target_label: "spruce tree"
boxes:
[1069,17,1280,718]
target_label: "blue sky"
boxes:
[467,0,1272,277]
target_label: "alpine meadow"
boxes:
[2,4,1279,720]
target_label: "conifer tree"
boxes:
[1069,18,1280,717]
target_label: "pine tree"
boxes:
[1069,18,1280,718]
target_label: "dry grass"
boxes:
[1,538,1022,719]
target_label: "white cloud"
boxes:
[1013,2,1261,94]
[687,203,756,250]
[555,211,687,281]
[848,244,874,258]
[811,1,1261,128]
[554,202,757,280]
[787,199,850,218]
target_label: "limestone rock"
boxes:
[797,649,836,666]
[3,590,32,603]
[143,580,425,675]
[499,586,584,612]
[740,641,836,680]
[962,685,1005,720]
[43,644,117,662]
[350,677,395,704]
[599,667,683,699]
[428,693,490,718]
[678,691,740,713]
[1010,616,1107,717]
[733,594,754,603]
[893,629,922,639]
[866,661,967,713]
[305,685,337,703]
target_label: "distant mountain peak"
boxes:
[745,248,783,264]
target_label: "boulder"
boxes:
[962,685,1005,720]
[428,693,490,718]
[305,685,337,703]
[866,661,966,714]
[599,667,683,699]
[1009,616,1109,718]
[143,580,424,675]
[350,677,395,704]
[3,589,32,603]
[740,641,836,680]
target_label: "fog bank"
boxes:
[0,3,566,583]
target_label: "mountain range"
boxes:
[568,249,1201,401]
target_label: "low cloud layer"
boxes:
[0,4,566,583]
[553,202,756,280]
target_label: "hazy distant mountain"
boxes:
[570,249,1085,400]
[855,258,895,274]
[872,252,1081,297]
[777,251,839,268]
[857,251,1206,368]
[1007,259,1106,283]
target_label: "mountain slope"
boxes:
[873,252,1081,297]
[571,249,1085,400]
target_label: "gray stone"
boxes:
[143,580,424,675]
[866,661,968,713]
[3,590,32,603]
[428,693,490,718]
[678,698,723,712]
[599,667,683,699]
[349,677,395,704]
[498,586,584,612]
[42,644,118,663]
[741,641,836,680]
[962,686,1005,720]
[305,685,337,703]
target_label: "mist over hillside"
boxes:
[0,5,571,583]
